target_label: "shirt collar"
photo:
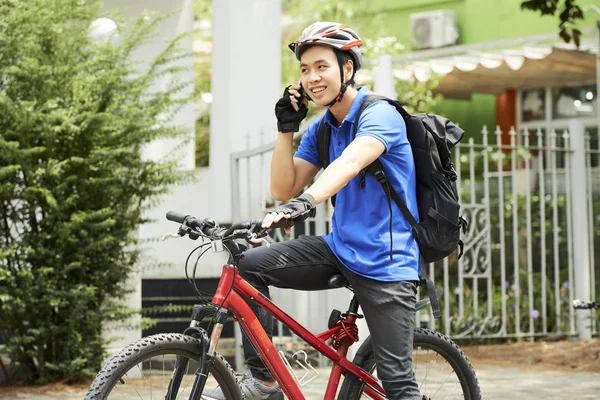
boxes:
[322,86,370,129]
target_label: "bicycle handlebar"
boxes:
[166,210,293,242]
[166,210,189,223]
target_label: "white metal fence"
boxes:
[230,118,599,341]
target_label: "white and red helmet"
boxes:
[288,22,364,71]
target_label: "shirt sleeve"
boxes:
[355,101,407,152]
[294,118,323,169]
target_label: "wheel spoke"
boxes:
[112,382,128,399]
[137,363,154,399]
[341,328,480,400]
[85,334,241,400]
[418,351,436,392]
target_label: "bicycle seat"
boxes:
[328,274,350,288]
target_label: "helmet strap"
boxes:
[326,79,355,108]
[327,52,355,108]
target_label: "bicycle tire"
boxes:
[338,327,481,400]
[85,333,242,399]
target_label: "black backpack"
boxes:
[317,94,467,318]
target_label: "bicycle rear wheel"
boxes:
[339,327,481,399]
[85,333,242,399]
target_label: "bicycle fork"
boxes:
[165,304,227,400]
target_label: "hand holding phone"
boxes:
[290,79,307,112]
[275,81,309,133]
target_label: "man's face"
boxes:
[299,46,343,107]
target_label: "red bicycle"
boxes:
[86,212,481,399]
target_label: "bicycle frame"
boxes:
[206,263,386,400]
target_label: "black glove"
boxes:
[273,194,317,225]
[275,86,308,133]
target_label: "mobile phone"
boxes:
[291,80,306,112]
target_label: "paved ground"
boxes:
[2,364,599,399]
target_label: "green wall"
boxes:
[365,0,598,48]
[432,94,497,141]
[359,0,598,132]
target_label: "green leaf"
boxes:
[0,0,192,384]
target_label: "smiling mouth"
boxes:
[310,87,326,95]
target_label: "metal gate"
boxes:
[231,119,599,340]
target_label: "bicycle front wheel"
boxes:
[85,333,242,399]
[339,327,481,400]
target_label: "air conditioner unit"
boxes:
[410,10,459,49]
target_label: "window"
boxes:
[521,88,545,122]
[552,84,597,119]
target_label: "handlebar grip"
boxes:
[269,218,295,229]
[166,211,189,223]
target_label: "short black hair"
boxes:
[333,48,357,81]
[298,45,357,78]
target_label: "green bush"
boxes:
[0,0,192,383]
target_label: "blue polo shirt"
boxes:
[294,87,420,281]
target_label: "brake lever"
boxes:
[161,224,193,241]
[161,232,182,241]
[248,232,271,247]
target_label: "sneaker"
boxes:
[202,374,284,400]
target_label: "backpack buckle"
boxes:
[460,216,468,233]
[374,170,387,184]
[359,170,366,189]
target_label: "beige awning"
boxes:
[393,46,597,99]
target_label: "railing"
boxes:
[230,118,599,341]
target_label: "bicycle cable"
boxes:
[177,216,269,331]
[183,231,239,306]
[212,236,238,314]
[184,242,212,303]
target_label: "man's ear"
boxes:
[344,60,354,82]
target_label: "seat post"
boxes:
[347,295,360,316]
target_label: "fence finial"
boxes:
[522,127,530,147]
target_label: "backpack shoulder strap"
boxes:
[419,266,442,318]
[352,95,388,138]
[353,96,442,319]
[316,118,331,169]
[352,95,410,138]
[317,117,340,206]
[352,95,418,228]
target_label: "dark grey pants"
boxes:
[237,235,421,400]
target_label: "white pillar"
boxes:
[100,0,196,170]
[210,0,281,223]
[139,1,196,170]
[568,119,592,339]
[99,0,196,360]
[211,0,281,371]
[373,54,397,100]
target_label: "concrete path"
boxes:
[2,364,599,399]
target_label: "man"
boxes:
[204,21,421,400]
